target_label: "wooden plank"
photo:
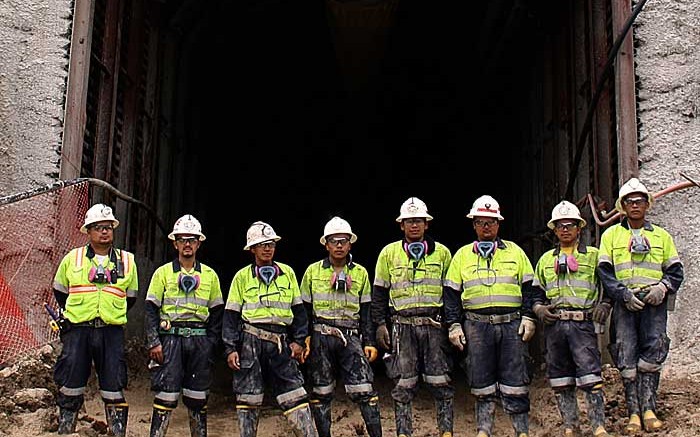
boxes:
[61,0,95,180]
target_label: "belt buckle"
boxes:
[488,314,497,324]
[180,327,192,337]
[94,318,107,328]
[572,312,584,321]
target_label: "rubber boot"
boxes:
[475,398,495,437]
[359,398,382,437]
[639,372,663,431]
[555,387,580,434]
[285,402,319,437]
[57,407,79,434]
[311,400,332,437]
[585,388,610,437]
[435,397,454,437]
[394,401,412,437]
[510,412,529,437]
[623,378,641,434]
[149,407,173,437]
[105,403,129,437]
[188,407,207,437]
[237,407,260,437]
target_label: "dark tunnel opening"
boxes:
[174,0,541,289]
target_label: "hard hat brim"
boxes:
[395,213,434,223]
[168,232,206,241]
[466,212,504,220]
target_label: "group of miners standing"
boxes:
[50,176,683,437]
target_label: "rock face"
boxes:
[633,0,700,379]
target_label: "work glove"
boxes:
[643,283,668,306]
[299,336,311,364]
[376,324,391,350]
[364,346,378,363]
[290,341,305,362]
[623,288,645,312]
[533,304,558,325]
[448,323,466,351]
[518,317,536,342]
[592,302,612,324]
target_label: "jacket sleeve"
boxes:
[360,302,375,347]
[53,289,67,309]
[207,304,224,346]
[443,285,463,325]
[520,280,536,318]
[290,303,309,345]
[597,263,628,302]
[222,309,243,356]
[144,301,161,349]
[371,285,390,326]
[662,262,684,294]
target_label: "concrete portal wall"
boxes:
[634,0,700,378]
[0,0,71,197]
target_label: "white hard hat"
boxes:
[168,214,206,241]
[396,197,433,222]
[81,203,119,233]
[244,221,281,250]
[320,216,358,244]
[547,200,586,230]
[615,177,653,213]
[467,195,504,220]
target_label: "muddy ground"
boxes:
[1,340,699,437]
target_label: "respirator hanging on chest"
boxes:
[473,241,497,259]
[330,270,352,292]
[404,241,428,261]
[256,265,280,286]
[89,265,116,284]
[178,273,200,294]
[554,253,579,274]
[629,234,651,254]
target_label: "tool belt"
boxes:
[392,315,442,328]
[159,327,207,337]
[243,323,285,353]
[313,323,358,346]
[554,309,593,321]
[73,317,110,328]
[464,311,521,325]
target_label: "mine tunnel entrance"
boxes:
[162,0,579,287]
[68,0,625,344]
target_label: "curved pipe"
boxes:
[587,177,697,227]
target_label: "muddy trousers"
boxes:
[475,396,527,436]
[395,397,453,437]
[555,386,606,431]
[311,398,382,437]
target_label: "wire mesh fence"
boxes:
[0,180,89,366]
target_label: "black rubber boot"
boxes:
[237,407,260,437]
[623,378,642,434]
[475,398,495,436]
[104,403,129,437]
[285,403,319,437]
[639,372,660,412]
[57,407,78,434]
[624,378,640,416]
[359,398,382,437]
[555,388,580,431]
[435,397,454,436]
[394,401,412,437]
[311,400,332,437]
[585,388,606,431]
[149,407,172,437]
[188,407,207,437]
[510,412,529,436]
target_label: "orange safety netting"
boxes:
[0,180,89,366]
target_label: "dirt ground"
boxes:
[1,340,700,437]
